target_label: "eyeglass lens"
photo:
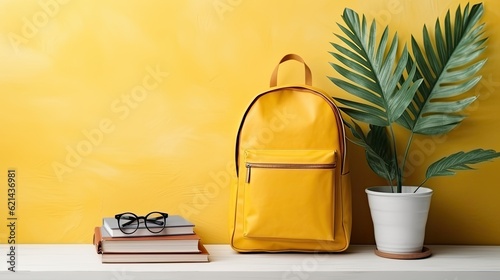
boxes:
[145,212,166,233]
[118,213,139,234]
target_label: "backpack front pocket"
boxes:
[242,149,337,242]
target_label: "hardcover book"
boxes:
[102,214,195,237]
[93,227,201,253]
[100,243,210,263]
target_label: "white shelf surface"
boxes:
[1,244,500,280]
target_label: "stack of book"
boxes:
[93,215,209,263]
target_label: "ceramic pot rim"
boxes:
[366,186,433,197]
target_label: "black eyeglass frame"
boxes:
[114,211,169,235]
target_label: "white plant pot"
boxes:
[366,186,433,254]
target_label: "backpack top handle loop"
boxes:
[270,54,313,87]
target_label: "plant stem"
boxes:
[401,132,415,184]
[414,179,427,193]
[389,125,402,193]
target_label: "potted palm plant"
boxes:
[328,2,500,258]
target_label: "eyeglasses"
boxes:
[115,211,169,234]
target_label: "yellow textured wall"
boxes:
[1,0,499,245]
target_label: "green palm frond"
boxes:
[425,149,500,180]
[398,3,487,135]
[365,124,397,183]
[345,121,396,183]
[328,8,422,127]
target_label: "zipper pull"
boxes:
[245,164,251,183]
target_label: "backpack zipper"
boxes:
[245,162,336,183]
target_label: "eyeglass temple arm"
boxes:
[121,216,165,227]
[118,213,168,227]
[146,216,165,226]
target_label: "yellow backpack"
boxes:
[230,54,351,252]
